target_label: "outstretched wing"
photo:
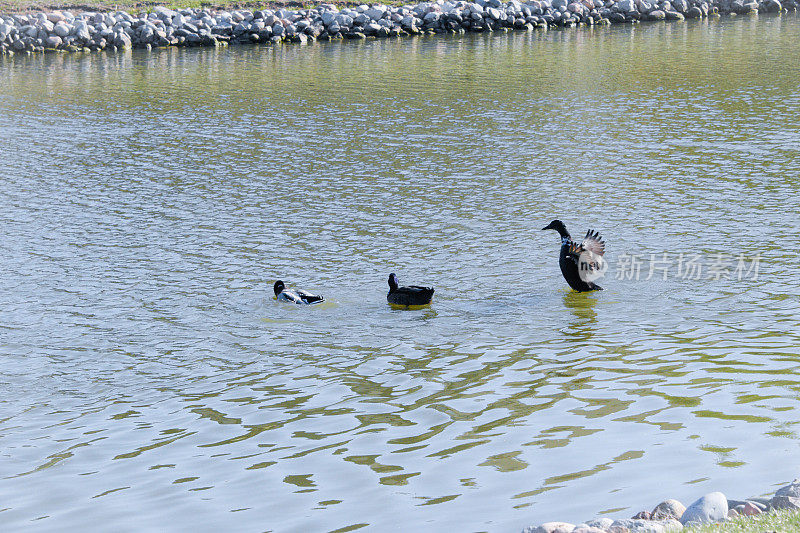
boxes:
[296,289,324,304]
[569,229,606,257]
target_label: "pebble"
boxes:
[0,0,795,55]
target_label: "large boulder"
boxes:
[680,492,728,525]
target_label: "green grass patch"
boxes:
[685,508,800,533]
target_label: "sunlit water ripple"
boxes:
[1,14,800,532]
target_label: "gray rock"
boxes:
[573,527,607,533]
[585,518,614,529]
[74,23,91,41]
[113,31,131,48]
[777,480,800,497]
[609,519,682,532]
[651,499,686,521]
[44,35,62,47]
[139,25,154,42]
[47,11,66,23]
[618,0,637,10]
[523,522,576,533]
[487,7,503,18]
[54,22,70,37]
[771,495,800,511]
[648,8,667,17]
[664,10,685,18]
[685,5,703,16]
[334,13,353,27]
[747,497,772,511]
[366,6,386,19]
[680,492,727,525]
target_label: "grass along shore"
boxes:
[685,508,800,532]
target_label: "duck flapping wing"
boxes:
[568,229,606,258]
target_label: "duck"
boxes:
[387,273,434,306]
[273,280,324,304]
[542,219,606,292]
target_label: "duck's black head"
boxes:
[542,219,570,238]
[388,273,399,291]
[273,280,285,296]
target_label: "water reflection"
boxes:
[562,291,598,329]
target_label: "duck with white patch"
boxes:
[273,280,324,304]
[542,219,607,292]
[387,273,434,306]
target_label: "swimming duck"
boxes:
[273,280,324,304]
[387,273,434,306]
[542,220,606,292]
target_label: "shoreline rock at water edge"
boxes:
[522,478,800,532]
[0,0,798,57]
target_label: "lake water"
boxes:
[1,14,800,532]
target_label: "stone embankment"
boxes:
[0,0,796,56]
[523,479,800,532]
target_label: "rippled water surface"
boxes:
[2,14,800,532]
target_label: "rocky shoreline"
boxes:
[0,0,796,56]
[523,479,800,532]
